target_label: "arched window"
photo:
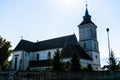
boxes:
[19,59,22,70]
[83,42,86,49]
[47,52,51,59]
[37,54,39,61]
[14,57,17,70]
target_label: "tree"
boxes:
[70,50,81,72]
[64,61,70,71]
[51,49,63,71]
[87,64,93,71]
[108,51,118,71]
[0,36,12,70]
[117,61,120,71]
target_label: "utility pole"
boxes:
[106,28,111,58]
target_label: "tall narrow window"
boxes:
[14,57,17,70]
[47,52,51,59]
[19,59,21,70]
[94,42,96,50]
[37,54,39,61]
[83,42,86,49]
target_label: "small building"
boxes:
[10,7,100,71]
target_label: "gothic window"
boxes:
[83,42,86,49]
[14,57,17,70]
[19,59,22,70]
[36,54,39,61]
[47,52,51,59]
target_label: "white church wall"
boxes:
[28,52,35,60]
[10,51,30,70]
[33,48,62,60]
[92,52,101,69]
[62,58,70,62]
[80,59,92,67]
[85,51,100,69]
[62,58,99,70]
[10,51,23,70]
[23,51,29,70]
[61,58,93,68]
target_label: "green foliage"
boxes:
[64,61,70,71]
[117,61,120,71]
[70,50,81,72]
[87,64,93,71]
[80,64,93,71]
[0,36,12,70]
[108,51,118,71]
[81,66,88,71]
[52,49,64,71]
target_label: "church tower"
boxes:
[78,6,100,69]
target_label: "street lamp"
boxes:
[106,28,111,58]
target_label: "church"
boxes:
[10,6,101,71]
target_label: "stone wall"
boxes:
[0,72,8,80]
[1,71,120,80]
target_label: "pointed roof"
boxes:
[14,34,78,52]
[79,7,94,25]
[61,42,92,60]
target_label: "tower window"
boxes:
[96,55,97,59]
[83,42,86,49]
[90,28,92,33]
[36,54,39,61]
[94,42,96,50]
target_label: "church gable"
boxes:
[14,40,34,52]
[61,43,92,60]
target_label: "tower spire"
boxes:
[78,1,94,25]
[85,0,89,16]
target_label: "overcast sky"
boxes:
[0,0,120,67]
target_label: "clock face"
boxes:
[90,28,97,40]
[80,28,97,40]
[81,30,85,35]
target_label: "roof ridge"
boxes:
[35,34,76,44]
[20,39,34,43]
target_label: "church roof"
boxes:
[14,34,78,52]
[14,34,92,60]
[14,39,34,52]
[79,8,95,26]
[61,43,92,60]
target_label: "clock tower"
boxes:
[78,6,100,69]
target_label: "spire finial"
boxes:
[86,0,88,8]
[79,0,94,25]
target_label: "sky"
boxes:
[0,0,120,67]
